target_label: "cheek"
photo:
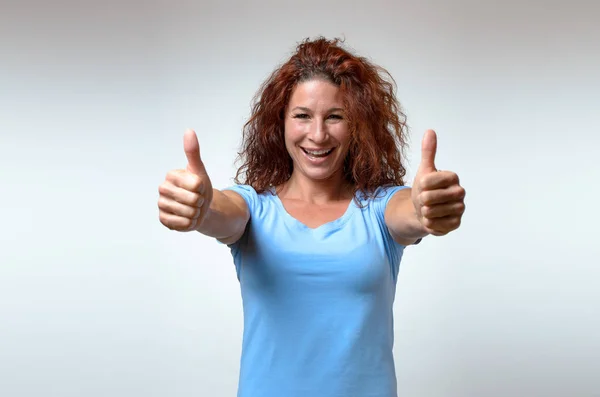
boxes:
[332,126,351,146]
[284,125,300,154]
[284,122,304,143]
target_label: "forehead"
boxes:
[288,79,344,108]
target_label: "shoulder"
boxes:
[223,183,257,198]
[358,185,409,211]
[222,184,275,216]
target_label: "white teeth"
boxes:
[305,148,332,155]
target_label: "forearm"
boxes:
[385,188,429,245]
[392,198,429,239]
[196,189,249,243]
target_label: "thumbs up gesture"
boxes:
[411,130,466,236]
[158,129,214,232]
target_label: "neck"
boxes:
[278,171,352,204]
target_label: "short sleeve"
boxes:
[219,185,261,275]
[372,185,409,224]
[222,184,260,217]
[371,185,409,243]
[369,185,410,281]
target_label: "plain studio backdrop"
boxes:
[1,0,599,396]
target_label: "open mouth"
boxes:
[301,147,335,158]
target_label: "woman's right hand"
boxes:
[158,129,214,232]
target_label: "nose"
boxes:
[309,118,328,143]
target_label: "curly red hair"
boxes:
[234,37,409,198]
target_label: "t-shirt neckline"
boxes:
[269,188,357,232]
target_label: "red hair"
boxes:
[234,37,409,198]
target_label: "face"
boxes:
[284,79,351,183]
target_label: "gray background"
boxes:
[1,0,599,396]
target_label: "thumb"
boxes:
[418,129,438,174]
[183,129,207,176]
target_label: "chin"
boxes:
[291,149,346,182]
[300,167,342,182]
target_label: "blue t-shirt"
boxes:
[223,184,408,397]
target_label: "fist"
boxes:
[158,129,214,232]
[411,129,466,236]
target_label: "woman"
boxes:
[158,37,466,397]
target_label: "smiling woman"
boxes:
[235,37,410,199]
[157,37,466,397]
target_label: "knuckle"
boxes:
[157,195,170,207]
[165,170,180,182]
[159,181,176,198]
[422,217,434,228]
[186,218,197,231]
[451,188,461,200]
[189,192,202,206]
[428,226,443,236]
[433,226,448,236]
[421,205,431,217]
[158,183,168,196]
[182,217,193,228]
[159,212,173,229]
[451,217,461,228]
[191,176,203,192]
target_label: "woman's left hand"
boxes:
[411,130,466,237]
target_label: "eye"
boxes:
[327,114,343,120]
[293,113,310,119]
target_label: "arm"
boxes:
[197,189,250,245]
[158,129,249,245]
[385,129,466,245]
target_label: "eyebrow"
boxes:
[291,106,344,113]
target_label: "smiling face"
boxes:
[284,79,351,185]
